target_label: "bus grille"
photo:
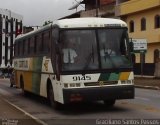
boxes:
[84,81,118,86]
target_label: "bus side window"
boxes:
[41,33,44,52]
[43,31,50,53]
[30,37,34,55]
[36,34,42,54]
[19,41,23,56]
[28,38,30,55]
[24,39,28,56]
[22,40,25,55]
[48,31,51,52]
[34,36,37,54]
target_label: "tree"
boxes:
[43,21,53,26]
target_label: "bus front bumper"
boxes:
[63,85,134,104]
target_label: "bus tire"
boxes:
[103,99,116,107]
[47,82,62,110]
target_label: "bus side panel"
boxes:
[15,70,21,88]
[40,74,48,98]
[23,58,33,92]
[23,71,32,92]
[40,57,53,98]
[32,57,43,95]
[32,73,41,94]
[15,70,32,92]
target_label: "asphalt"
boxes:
[0,95,43,125]
[0,76,159,125]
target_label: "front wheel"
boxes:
[103,99,116,107]
[48,83,62,110]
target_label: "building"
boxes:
[115,0,160,76]
[81,0,116,17]
[23,26,34,34]
[62,0,160,76]
[0,8,23,74]
[61,0,116,19]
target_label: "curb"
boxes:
[135,75,155,78]
[2,98,48,125]
[135,85,160,90]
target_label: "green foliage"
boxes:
[43,21,53,26]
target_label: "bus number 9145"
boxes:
[73,76,91,81]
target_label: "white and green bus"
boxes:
[14,18,134,109]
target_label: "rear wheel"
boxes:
[103,99,116,107]
[47,83,62,110]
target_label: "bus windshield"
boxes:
[60,28,132,72]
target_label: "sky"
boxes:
[0,0,84,26]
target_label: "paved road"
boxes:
[0,79,160,125]
[0,80,43,125]
[0,96,43,125]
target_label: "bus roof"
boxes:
[54,17,127,28]
[15,18,127,41]
[15,24,52,41]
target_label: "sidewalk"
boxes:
[135,76,160,90]
[0,95,42,125]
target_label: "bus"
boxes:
[13,18,134,109]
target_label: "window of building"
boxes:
[129,20,134,33]
[141,18,146,31]
[155,15,160,28]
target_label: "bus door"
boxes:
[51,27,61,80]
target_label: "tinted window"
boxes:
[60,30,98,71]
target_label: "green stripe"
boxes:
[99,73,110,81]
[99,72,120,81]
[32,73,41,94]
[32,57,43,94]
[108,73,119,81]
